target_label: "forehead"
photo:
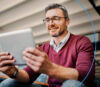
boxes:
[46,8,64,18]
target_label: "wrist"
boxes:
[6,66,18,78]
[47,63,58,77]
[10,67,18,78]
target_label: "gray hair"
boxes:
[45,3,69,19]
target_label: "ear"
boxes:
[65,17,70,26]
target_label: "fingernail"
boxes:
[8,53,10,55]
[12,56,14,59]
[14,60,16,62]
[10,56,13,59]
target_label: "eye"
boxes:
[46,18,50,22]
[43,18,50,23]
[53,16,60,20]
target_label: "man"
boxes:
[0,3,95,87]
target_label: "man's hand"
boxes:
[0,52,16,77]
[23,46,53,74]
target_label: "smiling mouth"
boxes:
[48,24,59,30]
[49,27,57,29]
[51,28,57,30]
[49,26,60,31]
[49,28,58,33]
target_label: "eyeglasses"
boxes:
[43,16,67,23]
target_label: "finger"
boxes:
[23,51,43,62]
[0,66,9,73]
[0,52,10,56]
[27,62,40,72]
[0,55,14,62]
[36,45,43,51]
[24,47,44,56]
[0,60,15,67]
[23,56,41,67]
[36,45,39,48]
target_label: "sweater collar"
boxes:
[50,32,70,52]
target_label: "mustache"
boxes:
[48,25,59,30]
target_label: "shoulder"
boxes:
[71,34,94,52]
[71,34,90,41]
[70,34,92,45]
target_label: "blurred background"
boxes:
[0,0,100,86]
[0,0,99,45]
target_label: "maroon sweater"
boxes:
[24,34,95,87]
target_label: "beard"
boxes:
[51,29,65,37]
[48,24,66,37]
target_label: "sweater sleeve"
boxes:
[76,36,95,84]
[23,66,40,83]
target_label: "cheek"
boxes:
[57,23,64,29]
[60,22,66,28]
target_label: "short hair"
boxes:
[45,3,69,19]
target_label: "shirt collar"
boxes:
[50,32,70,48]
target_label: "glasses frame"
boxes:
[43,16,67,23]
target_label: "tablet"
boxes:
[0,29,35,65]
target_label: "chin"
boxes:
[50,32,57,36]
[50,31,64,37]
[51,34,60,37]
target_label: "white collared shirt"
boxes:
[50,32,70,52]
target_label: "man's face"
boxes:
[45,8,69,37]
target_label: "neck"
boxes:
[53,30,68,46]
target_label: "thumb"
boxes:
[36,45,43,52]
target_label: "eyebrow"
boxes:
[45,16,60,19]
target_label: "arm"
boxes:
[49,37,95,82]
[0,52,34,83]
[47,63,79,81]
[14,68,30,82]
[76,37,95,82]
[14,67,39,83]
[23,46,79,81]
